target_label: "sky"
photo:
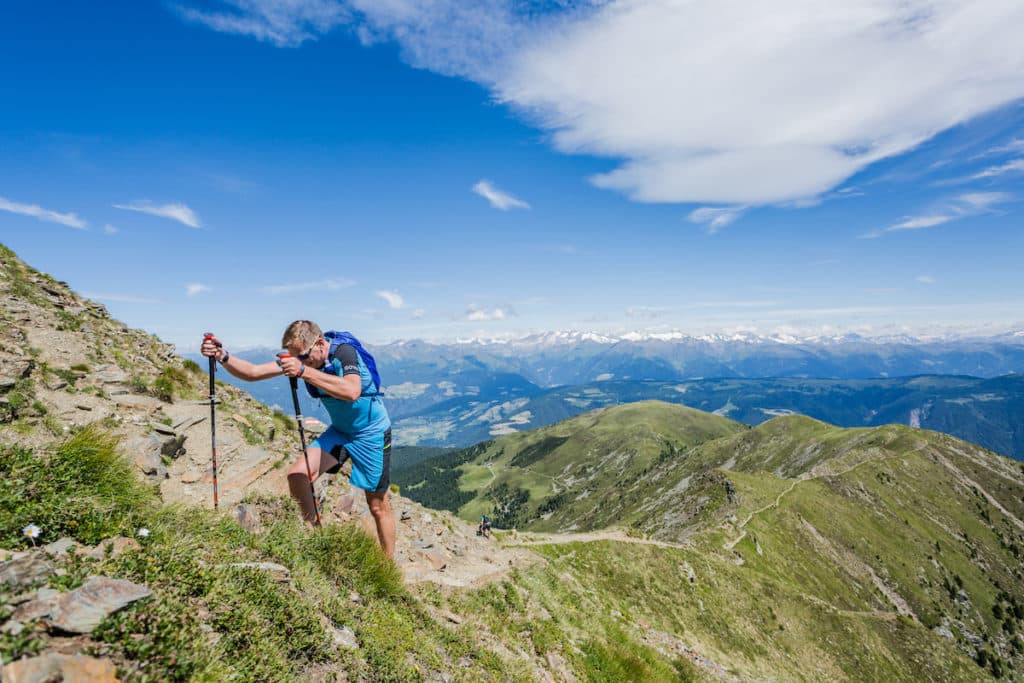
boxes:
[1,0,1023,350]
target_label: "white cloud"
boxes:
[186,283,211,297]
[0,196,86,229]
[103,224,119,235]
[472,180,530,210]
[863,192,1013,238]
[376,290,404,309]
[972,158,1024,179]
[916,275,936,284]
[260,278,355,295]
[410,308,426,319]
[178,1,1024,207]
[113,200,201,228]
[466,304,508,321]
[82,292,160,304]
[688,206,746,233]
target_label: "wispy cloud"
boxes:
[260,278,355,295]
[972,158,1024,180]
[465,304,509,321]
[178,2,1024,208]
[472,180,529,210]
[174,0,350,48]
[82,292,160,304]
[687,206,746,233]
[186,283,211,297]
[916,275,936,284]
[113,200,201,228]
[375,290,404,309]
[410,308,426,319]
[862,192,1013,238]
[0,196,87,229]
[102,224,119,235]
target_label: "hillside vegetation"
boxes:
[399,401,1024,679]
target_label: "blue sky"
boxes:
[1,1,1023,350]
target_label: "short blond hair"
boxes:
[281,320,322,349]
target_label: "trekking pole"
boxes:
[278,352,321,526]
[204,333,219,511]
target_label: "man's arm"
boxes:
[201,335,281,381]
[279,343,362,401]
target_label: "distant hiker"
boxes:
[201,321,395,558]
[477,514,492,538]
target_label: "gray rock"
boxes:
[12,588,61,622]
[47,576,152,634]
[150,420,178,436]
[331,625,359,650]
[0,554,54,588]
[42,537,78,557]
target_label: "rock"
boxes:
[349,591,363,605]
[12,587,61,621]
[440,610,462,624]
[232,504,262,533]
[1,620,25,636]
[331,625,359,650]
[173,415,205,432]
[338,494,356,515]
[933,625,955,640]
[42,537,78,557]
[425,550,448,571]
[92,367,129,384]
[78,536,140,560]
[1,653,119,683]
[47,576,152,633]
[150,420,177,436]
[159,433,187,458]
[126,435,168,478]
[226,562,291,582]
[0,554,54,588]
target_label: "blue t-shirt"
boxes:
[304,344,390,436]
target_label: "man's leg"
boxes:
[287,446,339,525]
[364,489,395,559]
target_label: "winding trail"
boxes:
[503,528,687,549]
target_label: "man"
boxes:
[201,321,395,558]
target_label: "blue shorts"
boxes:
[312,427,391,493]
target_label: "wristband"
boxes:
[219,350,231,365]
[298,365,305,378]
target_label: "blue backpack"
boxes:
[305,330,383,399]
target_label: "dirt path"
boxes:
[503,528,687,549]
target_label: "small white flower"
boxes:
[23,524,41,538]
[136,528,151,538]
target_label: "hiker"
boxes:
[477,514,492,538]
[201,321,395,558]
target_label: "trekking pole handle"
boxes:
[204,333,217,393]
[277,352,302,412]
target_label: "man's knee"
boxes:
[365,491,391,516]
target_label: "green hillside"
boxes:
[397,401,1024,679]
[395,400,747,531]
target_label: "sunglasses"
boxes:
[297,339,320,362]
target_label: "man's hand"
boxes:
[277,355,306,379]
[201,335,225,361]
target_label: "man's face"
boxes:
[289,337,324,367]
